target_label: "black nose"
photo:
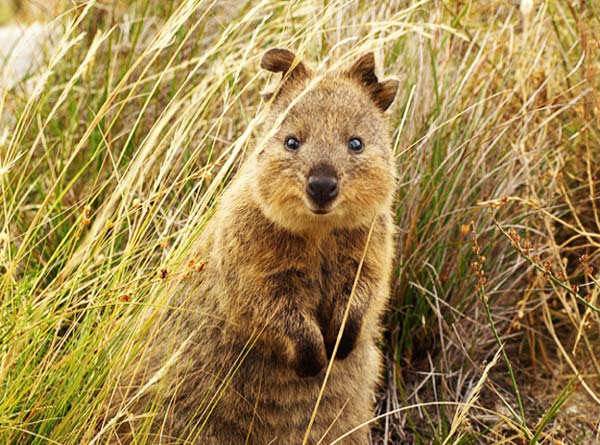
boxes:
[306,165,339,207]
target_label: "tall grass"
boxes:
[1,1,599,444]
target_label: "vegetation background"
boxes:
[1,0,599,443]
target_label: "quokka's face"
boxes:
[253,49,399,232]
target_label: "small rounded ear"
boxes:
[260,48,309,80]
[346,53,378,85]
[260,48,311,102]
[373,79,400,112]
[345,52,399,111]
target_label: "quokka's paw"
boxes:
[325,316,361,360]
[293,337,327,378]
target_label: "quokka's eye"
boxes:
[284,136,300,152]
[348,137,364,153]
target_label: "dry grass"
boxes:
[1,1,599,444]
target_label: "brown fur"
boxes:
[105,48,399,445]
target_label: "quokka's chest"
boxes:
[296,238,363,302]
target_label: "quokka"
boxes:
[105,48,399,445]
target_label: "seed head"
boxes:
[159,267,168,280]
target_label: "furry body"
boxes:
[107,49,398,445]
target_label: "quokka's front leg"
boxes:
[321,254,378,361]
[234,268,327,377]
[276,304,327,377]
[323,283,367,360]
[321,218,393,361]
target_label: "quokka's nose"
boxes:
[306,165,339,208]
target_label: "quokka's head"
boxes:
[252,48,399,232]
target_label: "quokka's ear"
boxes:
[260,48,311,101]
[261,48,309,77]
[345,52,399,112]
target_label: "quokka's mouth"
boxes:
[303,197,337,216]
